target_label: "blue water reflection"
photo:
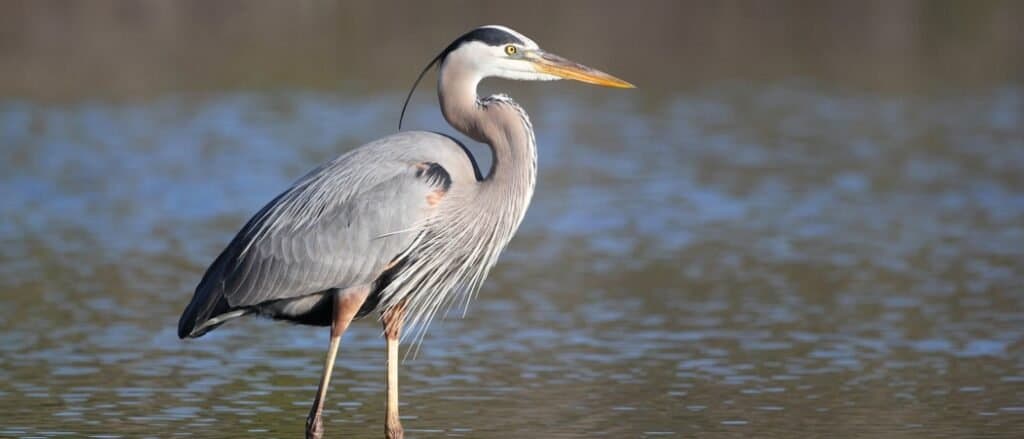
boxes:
[0,84,1022,437]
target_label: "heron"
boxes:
[177,25,633,438]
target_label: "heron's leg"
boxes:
[382,300,407,439]
[306,287,369,439]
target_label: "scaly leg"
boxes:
[382,301,407,439]
[306,287,369,439]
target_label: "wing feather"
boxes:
[224,162,438,308]
[177,132,476,339]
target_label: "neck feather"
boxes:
[377,61,540,346]
[437,61,537,199]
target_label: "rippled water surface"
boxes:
[1,83,1022,438]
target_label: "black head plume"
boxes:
[398,52,443,130]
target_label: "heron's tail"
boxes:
[177,290,248,339]
[177,288,232,338]
[177,250,250,338]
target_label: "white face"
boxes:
[443,26,563,83]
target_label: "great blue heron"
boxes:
[177,25,632,438]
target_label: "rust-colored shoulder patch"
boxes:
[426,188,446,207]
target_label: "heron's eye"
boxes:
[504,45,518,56]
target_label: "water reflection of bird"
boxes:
[177,25,632,439]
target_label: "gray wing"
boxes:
[224,160,436,308]
[178,133,457,338]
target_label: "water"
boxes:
[1,82,1022,437]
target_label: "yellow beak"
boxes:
[529,51,635,89]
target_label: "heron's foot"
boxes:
[386,420,404,439]
[306,413,324,439]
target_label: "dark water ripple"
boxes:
[0,84,1022,437]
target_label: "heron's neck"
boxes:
[437,64,537,241]
[438,66,537,191]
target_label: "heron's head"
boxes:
[437,25,634,88]
[400,25,633,128]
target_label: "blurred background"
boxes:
[2,0,1023,99]
[1,1,1022,438]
